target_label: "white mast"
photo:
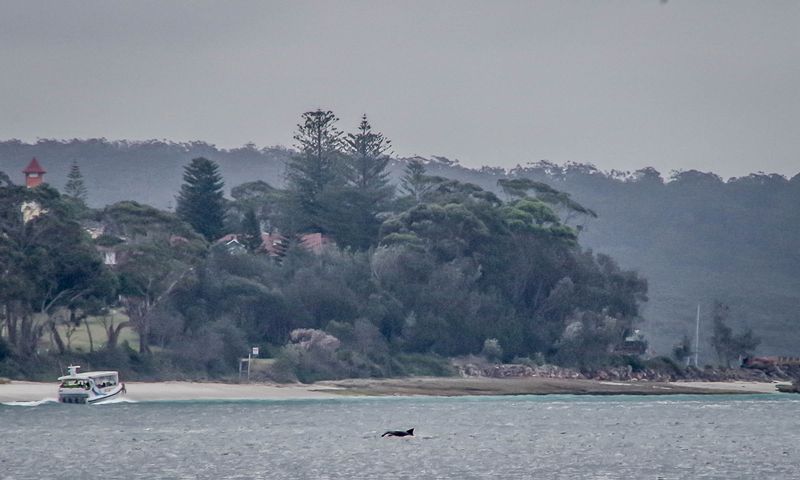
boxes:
[694,304,700,367]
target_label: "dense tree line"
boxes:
[1,138,796,361]
[496,163,798,358]
[0,110,652,381]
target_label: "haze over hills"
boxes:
[1,138,798,361]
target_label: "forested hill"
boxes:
[460,164,800,359]
[1,139,799,359]
[0,139,290,209]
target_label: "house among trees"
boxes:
[615,329,649,356]
[23,157,46,188]
[261,232,288,257]
[214,232,335,257]
[298,233,333,254]
[83,220,106,239]
[216,234,248,255]
[96,246,118,266]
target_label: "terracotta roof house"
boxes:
[261,232,289,257]
[23,158,46,188]
[299,232,333,254]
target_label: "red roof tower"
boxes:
[23,158,46,188]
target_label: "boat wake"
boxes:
[2,397,137,407]
[1,398,59,407]
[93,397,137,405]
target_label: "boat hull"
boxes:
[58,385,125,404]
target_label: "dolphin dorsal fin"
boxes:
[406,428,414,435]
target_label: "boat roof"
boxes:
[58,371,118,381]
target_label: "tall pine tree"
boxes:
[331,115,395,249]
[64,160,88,204]
[345,114,392,191]
[176,157,226,241]
[286,109,345,233]
[241,207,263,253]
[400,159,432,202]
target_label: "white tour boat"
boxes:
[57,365,126,404]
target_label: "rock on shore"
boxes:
[451,357,797,383]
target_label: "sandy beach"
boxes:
[0,377,789,403]
[670,380,788,394]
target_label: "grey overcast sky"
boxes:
[1,1,798,178]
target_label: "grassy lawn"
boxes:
[53,310,139,352]
[238,357,275,377]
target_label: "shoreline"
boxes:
[0,377,789,403]
[318,376,787,397]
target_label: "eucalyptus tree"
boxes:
[0,182,111,356]
[498,177,597,228]
[100,201,207,353]
[228,180,282,232]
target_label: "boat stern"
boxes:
[58,390,90,404]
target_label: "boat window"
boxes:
[60,379,85,388]
[93,376,117,387]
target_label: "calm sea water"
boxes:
[2,394,799,479]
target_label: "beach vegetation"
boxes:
[710,301,760,368]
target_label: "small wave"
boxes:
[1,398,58,407]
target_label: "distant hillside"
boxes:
[0,139,290,209]
[2,139,798,361]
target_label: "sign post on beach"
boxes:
[245,347,259,382]
[239,347,258,383]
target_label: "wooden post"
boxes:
[247,351,252,382]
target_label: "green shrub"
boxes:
[394,353,456,377]
[511,354,544,367]
[623,355,646,372]
[481,338,503,363]
[645,356,685,377]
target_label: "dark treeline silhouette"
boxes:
[501,163,800,358]
[0,111,652,380]
[1,127,798,369]
[0,138,289,209]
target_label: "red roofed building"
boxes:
[22,157,47,188]
[23,158,46,188]
[299,232,333,254]
[262,232,334,256]
[261,232,288,257]
[22,158,47,188]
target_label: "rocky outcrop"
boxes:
[453,360,584,380]
[452,358,794,383]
